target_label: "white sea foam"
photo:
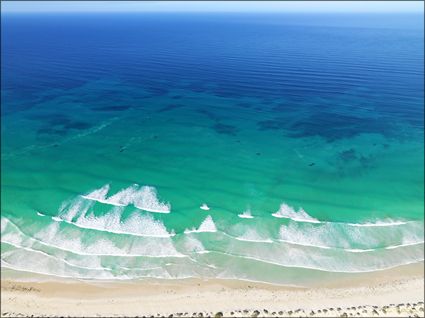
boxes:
[270,203,415,229]
[36,212,46,217]
[278,220,425,250]
[200,203,210,211]
[238,209,254,219]
[1,217,9,233]
[70,210,174,238]
[205,248,424,274]
[347,220,408,227]
[1,247,116,280]
[2,217,183,259]
[2,213,424,279]
[106,184,140,206]
[272,203,320,223]
[81,184,111,202]
[184,216,217,234]
[2,240,106,271]
[235,229,273,243]
[81,184,171,213]
[58,197,93,222]
[133,186,171,213]
[182,236,207,254]
[2,230,24,247]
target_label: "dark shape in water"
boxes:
[339,149,357,162]
[28,113,70,125]
[359,155,373,168]
[237,102,252,108]
[212,123,237,136]
[146,86,168,96]
[262,99,274,105]
[64,121,92,130]
[289,113,392,141]
[48,115,71,126]
[157,104,184,113]
[309,162,315,166]
[37,127,67,136]
[256,152,261,156]
[92,105,131,112]
[198,109,222,122]
[257,119,284,131]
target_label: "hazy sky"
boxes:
[1,1,424,14]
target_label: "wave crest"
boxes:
[82,184,171,213]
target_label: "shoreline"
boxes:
[1,263,424,317]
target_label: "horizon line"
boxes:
[1,1,424,14]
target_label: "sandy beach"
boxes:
[1,263,424,317]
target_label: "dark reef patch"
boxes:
[28,113,69,124]
[257,119,285,131]
[212,123,238,136]
[64,121,92,130]
[198,109,222,122]
[33,112,93,135]
[92,105,131,112]
[37,127,67,136]
[288,113,391,141]
[257,112,392,141]
[157,104,184,113]
[237,102,252,109]
[339,149,357,162]
[145,86,169,96]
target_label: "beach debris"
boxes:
[200,203,210,210]
[214,312,223,318]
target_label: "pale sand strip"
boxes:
[1,263,424,317]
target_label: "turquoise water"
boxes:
[1,13,424,286]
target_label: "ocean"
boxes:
[1,12,424,286]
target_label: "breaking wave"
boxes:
[1,195,424,283]
[238,209,254,219]
[184,216,217,234]
[272,203,320,223]
[56,199,175,237]
[82,184,171,213]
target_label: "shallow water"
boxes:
[1,13,424,285]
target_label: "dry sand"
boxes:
[1,263,424,317]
